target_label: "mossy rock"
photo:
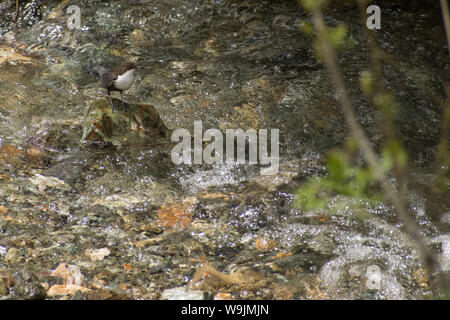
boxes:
[81,98,170,148]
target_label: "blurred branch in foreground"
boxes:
[297,0,449,297]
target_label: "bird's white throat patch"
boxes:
[114,69,136,90]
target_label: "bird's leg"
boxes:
[120,91,125,109]
[107,90,117,113]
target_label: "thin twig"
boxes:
[440,0,450,58]
[310,8,443,282]
[14,0,19,23]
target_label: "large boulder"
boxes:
[81,98,170,148]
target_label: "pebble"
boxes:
[4,248,22,264]
[160,287,205,300]
[13,270,46,300]
[85,248,111,262]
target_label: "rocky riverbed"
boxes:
[0,0,448,299]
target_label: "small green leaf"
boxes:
[300,22,314,35]
[359,70,374,96]
[300,0,328,11]
[373,92,398,118]
[328,24,348,49]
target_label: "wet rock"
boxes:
[83,288,131,300]
[85,247,111,262]
[147,261,169,275]
[12,270,46,300]
[437,235,450,271]
[0,276,9,296]
[161,287,205,300]
[441,213,450,226]
[308,234,337,256]
[47,284,91,298]
[70,289,83,300]
[158,230,211,257]
[4,248,22,264]
[88,204,114,216]
[36,274,62,289]
[249,160,301,192]
[0,245,7,258]
[25,147,48,167]
[321,260,410,300]
[51,263,84,286]
[42,154,88,186]
[0,0,42,33]
[68,203,121,228]
[81,167,176,211]
[274,252,330,273]
[191,263,270,298]
[28,173,71,194]
[30,123,83,153]
[227,183,287,232]
[81,98,170,148]
[0,144,23,166]
[157,202,194,230]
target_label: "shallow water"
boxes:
[0,0,448,299]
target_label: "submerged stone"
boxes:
[0,276,8,297]
[161,287,205,300]
[81,98,170,148]
[12,270,46,300]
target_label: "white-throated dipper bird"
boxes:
[94,62,138,112]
